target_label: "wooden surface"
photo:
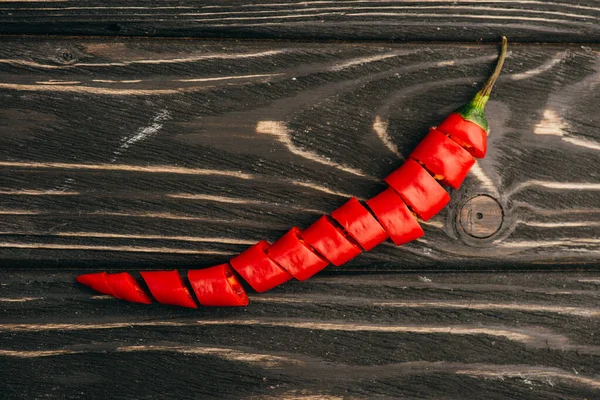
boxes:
[1,1,600,42]
[3,270,600,399]
[2,9,600,399]
[0,38,599,269]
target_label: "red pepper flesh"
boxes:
[331,197,389,251]
[301,215,362,266]
[76,272,116,297]
[188,264,249,307]
[366,188,424,245]
[230,240,293,292]
[105,272,152,304]
[266,227,329,281]
[409,128,475,189]
[385,159,450,221]
[140,270,197,308]
[437,112,487,158]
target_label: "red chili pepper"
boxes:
[436,113,487,158]
[436,37,507,158]
[331,197,389,251]
[266,227,329,281]
[188,264,248,307]
[105,272,152,304]
[76,272,116,297]
[385,159,450,221]
[301,215,362,266]
[140,270,197,308]
[230,240,293,292]
[76,38,508,309]
[409,128,475,190]
[366,188,424,246]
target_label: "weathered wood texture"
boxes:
[2,270,600,399]
[1,38,599,269]
[1,1,600,42]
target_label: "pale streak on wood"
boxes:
[290,181,353,198]
[497,238,600,249]
[0,349,80,358]
[577,279,600,284]
[510,52,567,80]
[507,181,600,197]
[0,49,289,69]
[562,136,600,151]
[330,51,404,72]
[35,80,81,85]
[112,109,171,161]
[0,209,40,215]
[92,79,143,84]
[167,193,273,205]
[0,189,79,196]
[419,219,444,229]
[0,231,257,245]
[0,82,183,95]
[374,300,600,318]
[372,115,402,158]
[0,160,255,179]
[256,120,370,178]
[510,202,600,216]
[454,365,600,390]
[0,242,235,255]
[0,297,41,302]
[176,72,284,83]
[534,109,569,136]
[168,193,325,213]
[118,345,301,367]
[468,161,498,195]
[520,221,600,228]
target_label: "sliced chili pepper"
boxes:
[366,188,424,245]
[331,197,389,251]
[230,240,293,292]
[437,112,487,158]
[301,215,362,266]
[385,159,450,221]
[188,264,248,307]
[76,272,116,297]
[140,270,197,308]
[266,227,329,281]
[105,272,152,304]
[409,128,475,189]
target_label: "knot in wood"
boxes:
[458,195,503,239]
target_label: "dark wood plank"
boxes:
[1,1,600,42]
[0,38,599,269]
[2,270,600,399]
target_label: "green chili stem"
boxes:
[472,36,508,109]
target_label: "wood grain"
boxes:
[1,1,600,42]
[1,38,599,269]
[3,270,600,399]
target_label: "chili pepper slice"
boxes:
[266,227,329,281]
[331,197,389,251]
[385,159,450,221]
[76,272,116,297]
[436,113,487,158]
[366,188,424,245]
[409,128,475,189]
[301,215,362,266]
[188,264,248,307]
[140,270,197,308]
[105,272,152,304]
[230,240,293,293]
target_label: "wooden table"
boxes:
[1,2,599,399]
